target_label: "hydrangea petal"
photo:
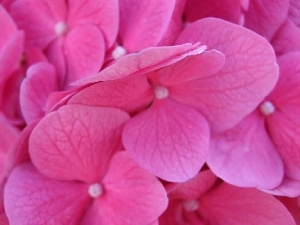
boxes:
[0,5,17,51]
[207,111,284,189]
[63,24,105,84]
[69,75,153,114]
[119,0,175,52]
[72,43,206,84]
[123,98,210,182]
[263,177,300,197]
[20,62,59,124]
[29,105,129,182]
[176,18,279,131]
[200,183,296,225]
[82,151,168,225]
[4,163,90,225]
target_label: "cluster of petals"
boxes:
[0,0,300,224]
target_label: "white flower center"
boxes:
[183,199,199,211]
[112,46,127,60]
[154,85,169,99]
[88,183,103,198]
[260,101,275,116]
[55,22,68,36]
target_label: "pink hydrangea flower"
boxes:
[4,104,168,224]
[159,170,296,225]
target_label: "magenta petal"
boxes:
[200,183,296,225]
[0,5,17,51]
[69,75,153,114]
[64,24,105,84]
[82,151,168,225]
[68,0,119,48]
[20,62,59,124]
[123,99,210,182]
[207,111,284,189]
[29,105,129,182]
[119,0,175,52]
[4,163,90,225]
[72,43,206,84]
[244,0,289,40]
[176,18,279,131]
[263,177,300,197]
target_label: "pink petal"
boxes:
[122,98,210,182]
[289,0,300,27]
[263,177,300,197]
[0,5,17,52]
[72,43,206,84]
[244,0,289,40]
[4,163,90,225]
[10,0,66,49]
[63,24,105,84]
[82,151,168,225]
[119,0,175,52]
[207,111,284,189]
[185,0,242,24]
[20,62,59,124]
[68,0,119,48]
[167,170,217,200]
[176,18,279,131]
[149,50,225,86]
[69,75,153,114]
[29,105,129,182]
[200,183,296,225]
[267,52,300,180]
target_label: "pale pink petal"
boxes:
[207,111,284,189]
[20,62,59,124]
[267,52,300,180]
[119,0,175,52]
[10,0,66,49]
[167,170,217,199]
[243,0,289,40]
[185,0,242,24]
[0,5,17,51]
[69,75,153,114]
[63,24,105,84]
[148,50,224,86]
[29,105,129,182]
[200,183,296,225]
[68,0,119,48]
[176,18,279,131]
[82,151,168,225]
[4,163,90,225]
[123,99,210,182]
[72,43,206,84]
[263,177,300,197]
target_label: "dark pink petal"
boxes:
[82,151,168,225]
[167,170,217,200]
[158,200,189,225]
[271,19,300,56]
[29,105,129,182]
[200,183,296,225]
[68,0,119,48]
[263,177,300,197]
[72,43,206,84]
[4,163,90,225]
[207,111,284,189]
[123,99,210,182]
[278,196,300,224]
[0,5,17,51]
[243,0,289,40]
[20,62,59,124]
[176,18,279,131]
[119,0,175,52]
[11,0,66,49]
[185,0,242,24]
[149,50,224,86]
[63,24,105,84]
[69,75,153,114]
[267,52,300,180]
